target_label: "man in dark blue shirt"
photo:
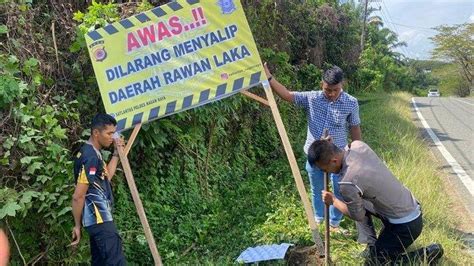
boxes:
[70,114,126,265]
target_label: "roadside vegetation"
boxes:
[1,1,471,264]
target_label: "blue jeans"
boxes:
[305,161,343,227]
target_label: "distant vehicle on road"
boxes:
[427,89,440,97]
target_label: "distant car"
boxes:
[427,89,440,97]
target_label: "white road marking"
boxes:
[412,98,474,197]
[453,97,474,106]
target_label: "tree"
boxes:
[430,23,473,96]
[354,22,412,92]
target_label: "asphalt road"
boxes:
[412,97,474,216]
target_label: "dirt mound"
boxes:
[286,245,323,265]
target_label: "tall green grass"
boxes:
[251,92,472,264]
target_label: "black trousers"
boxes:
[357,209,423,263]
[85,222,126,266]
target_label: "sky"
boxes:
[367,0,474,60]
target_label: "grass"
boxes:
[174,92,472,264]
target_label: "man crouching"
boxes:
[308,139,443,265]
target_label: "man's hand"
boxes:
[69,226,81,247]
[263,62,272,79]
[262,62,294,102]
[113,136,125,154]
[320,128,333,143]
[321,135,333,143]
[322,191,335,205]
[107,136,125,181]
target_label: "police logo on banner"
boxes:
[218,0,237,14]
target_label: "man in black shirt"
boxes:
[70,114,126,265]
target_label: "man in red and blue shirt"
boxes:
[70,114,126,265]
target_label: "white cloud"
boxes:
[398,30,418,42]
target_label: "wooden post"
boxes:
[324,171,330,264]
[261,81,324,254]
[116,125,163,265]
[124,123,142,156]
[240,90,269,106]
[323,128,330,265]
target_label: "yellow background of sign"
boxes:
[85,0,264,131]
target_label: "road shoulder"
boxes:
[411,97,474,256]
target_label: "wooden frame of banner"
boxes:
[245,81,325,255]
[114,80,325,266]
[115,123,163,265]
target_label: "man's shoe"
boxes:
[424,243,444,263]
[329,226,350,236]
[395,243,444,265]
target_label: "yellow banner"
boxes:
[85,0,264,131]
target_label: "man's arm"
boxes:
[0,228,9,265]
[106,138,124,181]
[322,191,350,216]
[350,125,362,141]
[264,63,295,103]
[106,155,119,181]
[348,99,362,141]
[322,185,366,221]
[70,183,88,246]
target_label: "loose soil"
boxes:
[286,245,323,265]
